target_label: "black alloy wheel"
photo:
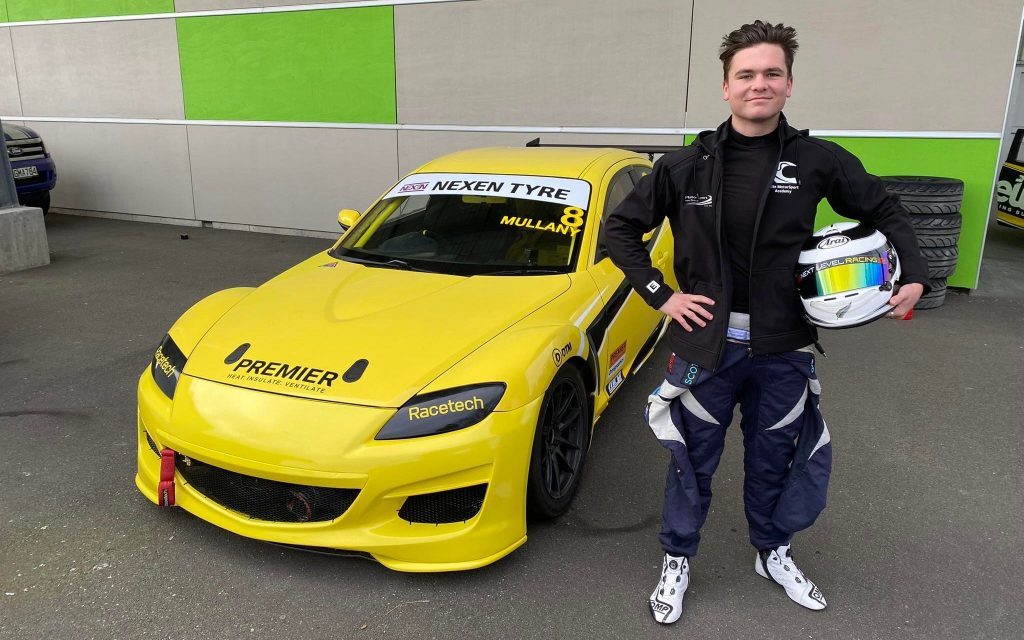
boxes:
[527,366,590,520]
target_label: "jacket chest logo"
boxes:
[772,161,800,195]
[683,195,713,207]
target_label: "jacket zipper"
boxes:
[709,146,727,372]
[746,134,787,356]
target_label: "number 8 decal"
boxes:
[560,207,584,229]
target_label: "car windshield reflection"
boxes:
[330,190,589,276]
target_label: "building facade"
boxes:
[1,0,1020,288]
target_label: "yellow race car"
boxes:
[136,145,677,571]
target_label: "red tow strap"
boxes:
[159,448,176,507]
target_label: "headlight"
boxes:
[151,334,187,399]
[375,383,506,440]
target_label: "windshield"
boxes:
[331,173,591,276]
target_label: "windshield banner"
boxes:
[385,173,591,209]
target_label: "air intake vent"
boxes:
[144,431,160,455]
[398,484,487,524]
[175,455,358,523]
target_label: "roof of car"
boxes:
[412,146,648,178]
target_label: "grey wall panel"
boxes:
[10,19,184,119]
[687,1,1022,131]
[187,126,398,232]
[397,130,685,176]
[396,0,691,128]
[0,29,21,116]
[30,122,194,218]
[176,1,374,10]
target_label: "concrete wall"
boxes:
[0,0,1021,286]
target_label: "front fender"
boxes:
[167,287,255,356]
[419,323,590,411]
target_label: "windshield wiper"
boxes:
[480,268,563,276]
[340,254,422,271]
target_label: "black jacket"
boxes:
[606,117,930,371]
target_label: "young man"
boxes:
[605,21,928,625]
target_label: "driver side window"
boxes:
[595,166,646,262]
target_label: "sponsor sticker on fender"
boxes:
[608,341,627,378]
[606,372,624,395]
[385,173,591,208]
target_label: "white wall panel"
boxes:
[396,0,691,128]
[687,0,1022,131]
[0,29,22,116]
[10,19,184,119]
[187,126,398,232]
[30,122,194,219]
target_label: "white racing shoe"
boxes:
[649,554,689,624]
[755,544,827,610]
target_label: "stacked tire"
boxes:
[880,176,964,309]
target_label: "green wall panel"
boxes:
[682,133,994,288]
[177,8,396,124]
[5,0,172,21]
[815,137,998,289]
[0,1,8,23]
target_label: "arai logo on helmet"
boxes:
[817,235,850,250]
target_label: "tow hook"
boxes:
[158,448,176,507]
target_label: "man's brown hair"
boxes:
[719,20,799,79]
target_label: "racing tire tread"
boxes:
[911,213,962,232]
[898,200,962,215]
[914,278,948,309]
[882,176,964,215]
[920,245,959,278]
[881,176,965,195]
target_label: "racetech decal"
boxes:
[385,173,591,208]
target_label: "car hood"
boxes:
[182,254,571,407]
[2,123,39,141]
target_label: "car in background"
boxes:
[996,127,1024,230]
[3,122,57,213]
[135,145,677,571]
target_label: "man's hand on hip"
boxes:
[659,292,716,332]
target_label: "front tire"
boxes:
[526,365,591,520]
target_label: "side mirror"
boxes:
[337,209,361,231]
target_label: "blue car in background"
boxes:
[4,123,56,214]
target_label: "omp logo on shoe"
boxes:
[773,162,799,194]
[683,195,713,207]
[810,585,825,604]
[650,600,672,614]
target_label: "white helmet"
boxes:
[796,222,900,329]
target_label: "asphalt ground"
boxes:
[1,213,1022,640]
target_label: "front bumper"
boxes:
[135,370,539,572]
